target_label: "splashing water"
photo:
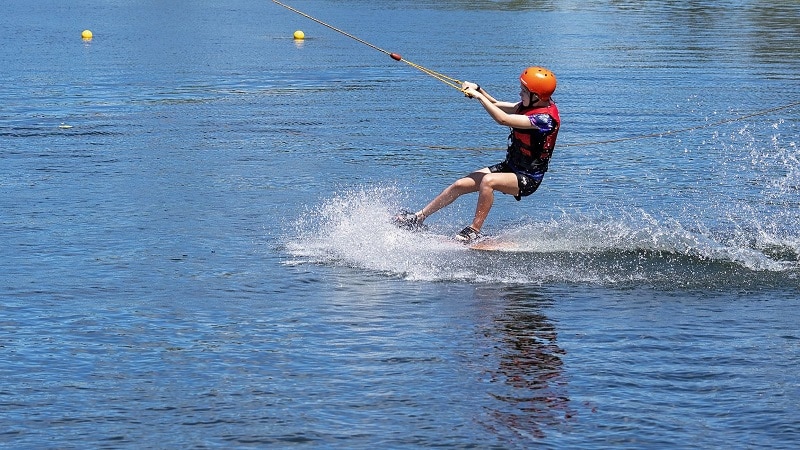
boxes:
[284,187,473,281]
[283,184,799,288]
[707,120,800,269]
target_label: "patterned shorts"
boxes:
[487,161,545,201]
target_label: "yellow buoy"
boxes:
[293,30,305,40]
[81,29,93,40]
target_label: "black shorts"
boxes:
[487,161,545,201]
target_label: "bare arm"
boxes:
[462,81,518,113]
[462,84,534,128]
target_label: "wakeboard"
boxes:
[468,238,520,252]
[390,211,518,251]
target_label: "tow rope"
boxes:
[272,0,465,93]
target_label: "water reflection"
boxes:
[481,287,573,440]
[394,0,800,72]
[745,2,800,66]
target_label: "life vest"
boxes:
[507,101,560,173]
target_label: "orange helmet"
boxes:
[519,67,557,100]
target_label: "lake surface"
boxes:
[2,0,799,448]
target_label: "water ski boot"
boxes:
[455,226,481,244]
[392,210,427,231]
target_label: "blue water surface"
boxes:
[2,0,799,448]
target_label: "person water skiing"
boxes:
[394,66,561,243]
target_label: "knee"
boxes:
[450,177,477,193]
[479,174,500,191]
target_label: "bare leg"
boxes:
[417,169,488,220]
[470,172,518,230]
[417,170,519,232]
